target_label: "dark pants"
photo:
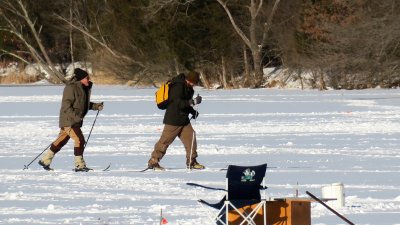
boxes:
[151,124,198,165]
[50,127,85,156]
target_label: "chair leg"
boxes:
[245,201,265,225]
[196,199,266,225]
[227,201,267,225]
[225,201,229,225]
[263,201,267,225]
[196,200,226,225]
[194,188,228,225]
[228,202,257,225]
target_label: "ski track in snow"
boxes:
[0,86,399,224]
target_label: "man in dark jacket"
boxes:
[38,68,103,172]
[148,71,204,170]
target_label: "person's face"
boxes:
[186,79,195,87]
[80,76,90,86]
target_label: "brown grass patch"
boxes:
[266,79,285,88]
[90,71,126,85]
[1,70,139,85]
[0,72,40,84]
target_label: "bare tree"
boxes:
[220,55,229,88]
[242,44,251,86]
[0,0,66,83]
[55,15,145,69]
[297,0,400,89]
[215,0,280,87]
[68,0,74,66]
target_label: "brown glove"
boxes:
[93,102,104,111]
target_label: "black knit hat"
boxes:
[186,71,200,84]
[74,68,88,81]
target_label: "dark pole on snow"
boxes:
[306,191,355,225]
[23,143,52,170]
[23,110,100,170]
[84,109,100,148]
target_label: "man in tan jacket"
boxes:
[39,68,103,172]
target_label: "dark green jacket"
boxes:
[59,80,96,128]
[163,74,196,126]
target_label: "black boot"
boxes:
[38,160,54,171]
[74,166,93,172]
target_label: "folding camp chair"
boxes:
[188,164,268,225]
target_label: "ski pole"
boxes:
[23,109,100,170]
[306,191,355,225]
[23,143,52,170]
[84,109,100,148]
[188,102,199,171]
[23,127,66,170]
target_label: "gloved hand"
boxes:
[191,110,199,119]
[94,102,104,111]
[189,94,202,106]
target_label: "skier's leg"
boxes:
[148,125,182,167]
[180,124,204,169]
[179,123,199,167]
[65,127,87,169]
[39,128,69,167]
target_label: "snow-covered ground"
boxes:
[0,85,399,225]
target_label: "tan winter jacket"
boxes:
[59,80,96,128]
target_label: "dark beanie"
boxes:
[186,71,200,84]
[74,68,88,81]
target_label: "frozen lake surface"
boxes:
[0,85,399,224]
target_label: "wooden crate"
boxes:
[228,198,311,225]
[266,198,311,225]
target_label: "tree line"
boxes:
[1,0,399,89]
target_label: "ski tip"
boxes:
[140,167,151,172]
[102,163,111,171]
[132,167,152,172]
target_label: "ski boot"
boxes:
[38,150,55,171]
[74,155,92,172]
[38,160,54,171]
[148,158,165,171]
[74,166,93,172]
[188,161,205,170]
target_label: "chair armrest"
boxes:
[186,182,226,191]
